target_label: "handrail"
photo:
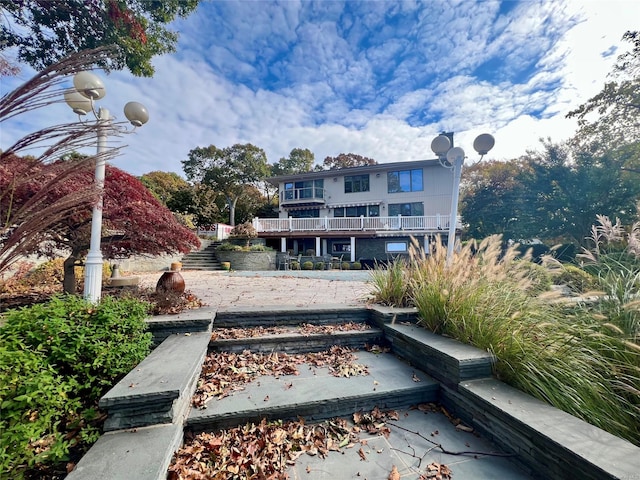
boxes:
[252,215,459,233]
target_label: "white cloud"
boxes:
[2,0,639,179]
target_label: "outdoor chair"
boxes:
[322,254,333,270]
[331,254,344,270]
[276,253,291,270]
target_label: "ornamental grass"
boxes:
[370,233,640,445]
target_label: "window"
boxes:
[334,205,379,217]
[387,169,423,193]
[333,243,351,253]
[388,202,424,216]
[289,209,319,218]
[386,241,408,253]
[344,174,369,193]
[284,180,324,200]
[295,179,324,199]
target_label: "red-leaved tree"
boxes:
[33,160,200,292]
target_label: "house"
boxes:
[252,158,458,266]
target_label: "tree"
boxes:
[460,159,531,241]
[182,143,270,226]
[271,148,315,175]
[0,0,200,77]
[568,31,640,158]
[46,163,200,292]
[139,171,190,205]
[461,139,640,247]
[322,153,377,170]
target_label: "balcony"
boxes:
[279,186,326,207]
[253,215,459,235]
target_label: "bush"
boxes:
[553,264,598,294]
[0,295,152,477]
[216,242,244,252]
[302,261,314,270]
[229,222,257,247]
[352,261,361,270]
[314,262,324,270]
[341,262,351,270]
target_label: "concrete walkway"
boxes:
[136,270,373,308]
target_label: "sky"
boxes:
[1,0,639,178]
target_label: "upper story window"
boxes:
[387,169,423,193]
[344,174,369,193]
[283,179,324,200]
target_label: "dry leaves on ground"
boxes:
[420,462,452,479]
[192,346,369,408]
[168,407,399,480]
[210,322,371,341]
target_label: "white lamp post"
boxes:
[64,71,149,303]
[431,133,495,263]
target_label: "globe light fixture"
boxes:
[64,71,149,303]
[431,132,495,263]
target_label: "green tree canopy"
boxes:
[322,153,377,170]
[460,159,531,241]
[271,148,315,176]
[461,140,640,246]
[182,143,270,226]
[139,170,189,205]
[0,0,200,76]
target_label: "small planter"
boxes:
[221,262,231,271]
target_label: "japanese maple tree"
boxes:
[24,160,200,292]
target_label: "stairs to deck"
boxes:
[180,240,222,270]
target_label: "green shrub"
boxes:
[341,262,350,270]
[314,262,324,270]
[0,295,152,477]
[352,261,361,270]
[302,261,314,270]
[553,264,598,294]
[216,242,244,252]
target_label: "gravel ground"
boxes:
[135,270,374,309]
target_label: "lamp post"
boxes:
[431,132,495,263]
[64,71,149,303]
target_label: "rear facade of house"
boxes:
[252,159,458,267]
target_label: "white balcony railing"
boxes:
[253,215,459,233]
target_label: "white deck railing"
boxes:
[253,215,458,233]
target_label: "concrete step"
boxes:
[213,305,371,328]
[209,326,385,354]
[186,350,439,432]
[99,330,212,432]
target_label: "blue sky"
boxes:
[1,0,639,177]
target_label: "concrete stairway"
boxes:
[67,306,640,480]
[187,306,440,432]
[180,240,222,270]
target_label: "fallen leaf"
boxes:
[358,447,366,461]
[388,465,400,480]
